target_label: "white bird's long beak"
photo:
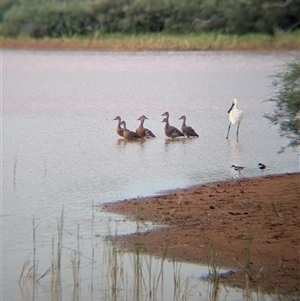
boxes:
[227,103,234,113]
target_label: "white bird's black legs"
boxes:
[226,122,231,139]
[236,124,240,142]
[226,122,240,142]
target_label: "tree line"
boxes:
[1,0,300,38]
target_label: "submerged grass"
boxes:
[19,209,297,301]
[2,31,300,52]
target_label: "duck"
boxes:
[226,99,243,141]
[161,112,185,139]
[178,115,199,138]
[120,121,143,141]
[136,115,156,138]
[113,116,124,137]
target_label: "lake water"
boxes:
[2,49,298,301]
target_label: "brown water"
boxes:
[2,49,298,301]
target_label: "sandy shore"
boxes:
[102,173,299,295]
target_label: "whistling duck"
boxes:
[226,99,243,141]
[136,115,156,138]
[120,121,143,141]
[113,116,124,137]
[161,112,184,139]
[178,115,199,138]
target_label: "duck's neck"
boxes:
[117,120,122,130]
[139,119,145,127]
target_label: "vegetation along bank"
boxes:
[1,0,300,51]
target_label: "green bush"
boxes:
[1,0,300,37]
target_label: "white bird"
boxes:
[226,99,243,141]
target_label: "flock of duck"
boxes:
[114,112,199,141]
[114,99,266,174]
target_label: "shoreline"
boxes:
[102,173,300,295]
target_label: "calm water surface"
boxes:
[2,49,298,301]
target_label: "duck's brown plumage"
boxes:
[121,121,143,141]
[179,115,199,138]
[136,115,156,138]
[161,116,185,139]
[113,116,124,137]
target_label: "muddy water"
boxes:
[2,49,298,301]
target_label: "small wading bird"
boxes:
[258,163,266,174]
[231,164,245,174]
[113,116,124,137]
[226,99,243,141]
[161,112,185,139]
[136,115,156,138]
[120,121,143,141]
[178,115,199,138]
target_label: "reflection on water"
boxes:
[2,50,298,301]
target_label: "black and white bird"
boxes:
[226,99,243,141]
[258,163,266,174]
[231,164,245,173]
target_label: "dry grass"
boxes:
[2,31,299,52]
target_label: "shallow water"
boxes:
[2,49,298,301]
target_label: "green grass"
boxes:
[2,31,300,51]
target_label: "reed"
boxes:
[271,202,280,217]
[71,224,80,301]
[13,149,18,187]
[20,211,297,301]
[172,260,198,301]
[90,200,95,294]
[233,231,265,298]
[104,224,126,301]
[208,245,220,301]
[32,216,36,300]
[54,207,64,300]
[164,195,182,221]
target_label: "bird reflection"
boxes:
[116,138,146,147]
[227,137,243,154]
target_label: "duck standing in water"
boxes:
[161,112,185,139]
[113,116,124,137]
[136,115,156,138]
[226,99,243,141]
[178,115,199,138]
[120,121,143,141]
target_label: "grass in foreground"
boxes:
[18,209,300,301]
